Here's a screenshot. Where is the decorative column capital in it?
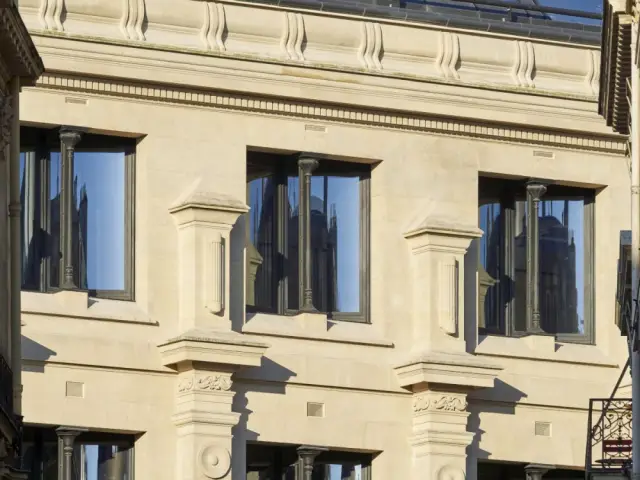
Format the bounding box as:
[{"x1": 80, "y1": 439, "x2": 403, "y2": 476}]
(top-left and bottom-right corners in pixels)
[
  {"x1": 526, "y1": 180, "x2": 547, "y2": 202},
  {"x1": 297, "y1": 445, "x2": 327, "y2": 479},
  {"x1": 59, "y1": 128, "x2": 82, "y2": 149},
  {"x1": 525, "y1": 464, "x2": 554, "y2": 480},
  {"x1": 297, "y1": 155, "x2": 319, "y2": 175}
]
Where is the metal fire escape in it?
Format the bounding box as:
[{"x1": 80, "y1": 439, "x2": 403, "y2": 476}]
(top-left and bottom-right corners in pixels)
[{"x1": 585, "y1": 234, "x2": 633, "y2": 480}]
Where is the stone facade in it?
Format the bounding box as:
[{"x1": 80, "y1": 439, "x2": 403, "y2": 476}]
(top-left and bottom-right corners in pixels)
[
  {"x1": 0, "y1": 1, "x2": 43, "y2": 479},
  {"x1": 12, "y1": 0, "x2": 630, "y2": 479}
]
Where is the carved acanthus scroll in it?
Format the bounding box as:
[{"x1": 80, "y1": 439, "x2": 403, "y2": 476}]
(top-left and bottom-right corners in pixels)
[{"x1": 413, "y1": 392, "x2": 468, "y2": 413}]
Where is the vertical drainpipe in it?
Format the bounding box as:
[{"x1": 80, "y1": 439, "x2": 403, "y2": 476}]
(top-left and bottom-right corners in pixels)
[
  {"x1": 8, "y1": 77, "x2": 22, "y2": 417},
  {"x1": 631, "y1": 19, "x2": 640, "y2": 480}
]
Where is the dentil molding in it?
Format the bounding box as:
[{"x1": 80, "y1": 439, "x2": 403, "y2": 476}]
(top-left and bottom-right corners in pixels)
[{"x1": 34, "y1": 72, "x2": 627, "y2": 155}]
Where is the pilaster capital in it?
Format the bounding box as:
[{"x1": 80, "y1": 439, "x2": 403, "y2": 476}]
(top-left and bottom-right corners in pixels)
[
  {"x1": 169, "y1": 179, "x2": 248, "y2": 227},
  {"x1": 404, "y1": 217, "x2": 482, "y2": 254}
]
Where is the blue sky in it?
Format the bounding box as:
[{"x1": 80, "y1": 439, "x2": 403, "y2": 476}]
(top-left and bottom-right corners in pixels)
[{"x1": 535, "y1": 0, "x2": 602, "y2": 13}]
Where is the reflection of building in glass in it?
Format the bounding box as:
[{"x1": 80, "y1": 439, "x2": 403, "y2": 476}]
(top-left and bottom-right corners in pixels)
[
  {"x1": 247, "y1": 174, "x2": 341, "y2": 313},
  {"x1": 75, "y1": 180, "x2": 89, "y2": 289},
  {"x1": 247, "y1": 175, "x2": 276, "y2": 311},
  {"x1": 513, "y1": 204, "x2": 579, "y2": 334},
  {"x1": 286, "y1": 195, "x2": 338, "y2": 312},
  {"x1": 481, "y1": 202, "x2": 579, "y2": 334}
]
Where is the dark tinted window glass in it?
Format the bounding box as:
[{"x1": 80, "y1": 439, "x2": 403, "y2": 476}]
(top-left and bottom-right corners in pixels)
[
  {"x1": 286, "y1": 174, "x2": 300, "y2": 311},
  {"x1": 72, "y1": 151, "x2": 127, "y2": 291},
  {"x1": 247, "y1": 167, "x2": 277, "y2": 312},
  {"x1": 309, "y1": 175, "x2": 360, "y2": 313},
  {"x1": 478, "y1": 197, "x2": 501, "y2": 332},
  {"x1": 538, "y1": 197, "x2": 585, "y2": 335}
]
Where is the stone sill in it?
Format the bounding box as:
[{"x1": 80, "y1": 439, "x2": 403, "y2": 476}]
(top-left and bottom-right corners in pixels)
[
  {"x1": 21, "y1": 290, "x2": 157, "y2": 325},
  {"x1": 242, "y1": 313, "x2": 394, "y2": 348},
  {"x1": 475, "y1": 334, "x2": 620, "y2": 368}
]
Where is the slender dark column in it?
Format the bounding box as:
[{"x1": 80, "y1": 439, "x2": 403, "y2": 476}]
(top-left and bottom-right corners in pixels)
[
  {"x1": 524, "y1": 463, "x2": 552, "y2": 480},
  {"x1": 56, "y1": 427, "x2": 84, "y2": 480},
  {"x1": 296, "y1": 445, "x2": 326, "y2": 480},
  {"x1": 59, "y1": 129, "x2": 82, "y2": 289},
  {"x1": 297, "y1": 155, "x2": 319, "y2": 313},
  {"x1": 526, "y1": 180, "x2": 546, "y2": 333}
]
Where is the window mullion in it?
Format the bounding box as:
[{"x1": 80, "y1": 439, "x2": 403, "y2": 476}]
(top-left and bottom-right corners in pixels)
[
  {"x1": 502, "y1": 197, "x2": 513, "y2": 337},
  {"x1": 297, "y1": 155, "x2": 319, "y2": 313},
  {"x1": 59, "y1": 128, "x2": 82, "y2": 290},
  {"x1": 525, "y1": 180, "x2": 547, "y2": 334}
]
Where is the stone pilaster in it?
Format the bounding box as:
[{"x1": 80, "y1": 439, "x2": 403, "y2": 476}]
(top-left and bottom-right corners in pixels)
[
  {"x1": 396, "y1": 352, "x2": 501, "y2": 480},
  {"x1": 411, "y1": 389, "x2": 471, "y2": 480},
  {"x1": 159, "y1": 331, "x2": 268, "y2": 480},
  {"x1": 404, "y1": 217, "x2": 482, "y2": 354},
  {"x1": 169, "y1": 181, "x2": 249, "y2": 331}
]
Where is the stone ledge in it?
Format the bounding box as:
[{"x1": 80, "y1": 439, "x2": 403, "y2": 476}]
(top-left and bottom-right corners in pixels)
[
  {"x1": 21, "y1": 290, "x2": 156, "y2": 325},
  {"x1": 475, "y1": 334, "x2": 621, "y2": 368},
  {"x1": 158, "y1": 328, "x2": 269, "y2": 369},
  {"x1": 243, "y1": 313, "x2": 395, "y2": 348},
  {"x1": 395, "y1": 351, "x2": 502, "y2": 390}
]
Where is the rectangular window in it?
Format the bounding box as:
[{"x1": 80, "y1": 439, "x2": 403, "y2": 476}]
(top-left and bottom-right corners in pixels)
[
  {"x1": 246, "y1": 152, "x2": 370, "y2": 322},
  {"x1": 246, "y1": 442, "x2": 372, "y2": 479},
  {"x1": 478, "y1": 176, "x2": 595, "y2": 343},
  {"x1": 20, "y1": 126, "x2": 135, "y2": 300},
  {"x1": 22, "y1": 426, "x2": 135, "y2": 480}
]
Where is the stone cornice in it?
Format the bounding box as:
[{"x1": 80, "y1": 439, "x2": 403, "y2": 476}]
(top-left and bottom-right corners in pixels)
[
  {"x1": 18, "y1": 0, "x2": 603, "y2": 99},
  {"x1": 0, "y1": 2, "x2": 43, "y2": 89},
  {"x1": 34, "y1": 72, "x2": 627, "y2": 155}
]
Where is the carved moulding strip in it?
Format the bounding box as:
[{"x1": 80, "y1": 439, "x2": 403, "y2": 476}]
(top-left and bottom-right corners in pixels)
[
  {"x1": 201, "y1": 1, "x2": 226, "y2": 52},
  {"x1": 412, "y1": 392, "x2": 468, "y2": 413},
  {"x1": 358, "y1": 22, "x2": 383, "y2": 71},
  {"x1": 120, "y1": 0, "x2": 146, "y2": 41},
  {"x1": 34, "y1": 73, "x2": 627, "y2": 155},
  {"x1": 178, "y1": 374, "x2": 232, "y2": 393},
  {"x1": 38, "y1": 0, "x2": 64, "y2": 32},
  {"x1": 280, "y1": 12, "x2": 304, "y2": 61}
]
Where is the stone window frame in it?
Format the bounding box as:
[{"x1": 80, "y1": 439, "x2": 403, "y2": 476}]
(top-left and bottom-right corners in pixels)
[
  {"x1": 246, "y1": 151, "x2": 371, "y2": 323},
  {"x1": 20, "y1": 125, "x2": 136, "y2": 301},
  {"x1": 478, "y1": 175, "x2": 595, "y2": 344}
]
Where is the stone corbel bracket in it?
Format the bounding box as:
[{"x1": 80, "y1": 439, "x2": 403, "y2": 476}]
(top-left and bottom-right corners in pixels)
[
  {"x1": 169, "y1": 181, "x2": 248, "y2": 331},
  {"x1": 404, "y1": 217, "x2": 481, "y2": 352}
]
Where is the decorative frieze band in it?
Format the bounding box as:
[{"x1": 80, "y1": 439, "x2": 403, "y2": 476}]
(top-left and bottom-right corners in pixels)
[
  {"x1": 412, "y1": 392, "x2": 468, "y2": 413},
  {"x1": 178, "y1": 374, "x2": 232, "y2": 393},
  {"x1": 34, "y1": 72, "x2": 627, "y2": 155}
]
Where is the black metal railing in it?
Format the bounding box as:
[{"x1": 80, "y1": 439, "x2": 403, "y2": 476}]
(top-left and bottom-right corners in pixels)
[{"x1": 586, "y1": 398, "x2": 633, "y2": 476}]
